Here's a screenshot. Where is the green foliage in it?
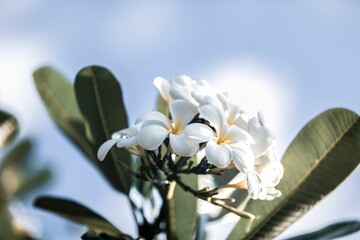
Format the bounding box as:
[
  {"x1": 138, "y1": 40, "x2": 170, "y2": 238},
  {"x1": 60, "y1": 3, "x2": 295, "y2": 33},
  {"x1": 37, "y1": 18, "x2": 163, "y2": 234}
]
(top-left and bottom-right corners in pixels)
[
  {"x1": 34, "y1": 66, "x2": 131, "y2": 194},
  {"x1": 74, "y1": 66, "x2": 131, "y2": 194},
  {"x1": 33, "y1": 66, "x2": 93, "y2": 158},
  {"x1": 172, "y1": 174, "x2": 198, "y2": 240},
  {"x1": 34, "y1": 196, "x2": 129, "y2": 237},
  {"x1": 286, "y1": 220, "x2": 360, "y2": 240},
  {"x1": 0, "y1": 110, "x2": 18, "y2": 148},
  {"x1": 228, "y1": 108, "x2": 360, "y2": 240},
  {"x1": 0, "y1": 111, "x2": 51, "y2": 240},
  {"x1": 81, "y1": 231, "x2": 133, "y2": 240},
  {"x1": 0, "y1": 139, "x2": 51, "y2": 199}
]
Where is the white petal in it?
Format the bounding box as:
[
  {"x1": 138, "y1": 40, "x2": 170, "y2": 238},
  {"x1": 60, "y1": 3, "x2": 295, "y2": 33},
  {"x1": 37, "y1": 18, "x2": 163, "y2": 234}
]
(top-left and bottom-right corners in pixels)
[
  {"x1": 195, "y1": 79, "x2": 211, "y2": 87},
  {"x1": 232, "y1": 146, "x2": 255, "y2": 172},
  {"x1": 205, "y1": 140, "x2": 232, "y2": 168},
  {"x1": 137, "y1": 125, "x2": 170, "y2": 150},
  {"x1": 112, "y1": 127, "x2": 138, "y2": 139},
  {"x1": 184, "y1": 123, "x2": 215, "y2": 143},
  {"x1": 247, "y1": 117, "x2": 260, "y2": 135},
  {"x1": 191, "y1": 91, "x2": 206, "y2": 105},
  {"x1": 135, "y1": 111, "x2": 171, "y2": 129},
  {"x1": 257, "y1": 111, "x2": 266, "y2": 126},
  {"x1": 234, "y1": 113, "x2": 249, "y2": 130},
  {"x1": 116, "y1": 136, "x2": 138, "y2": 148},
  {"x1": 141, "y1": 119, "x2": 169, "y2": 129},
  {"x1": 202, "y1": 95, "x2": 225, "y2": 111},
  {"x1": 154, "y1": 77, "x2": 171, "y2": 101},
  {"x1": 97, "y1": 139, "x2": 119, "y2": 161},
  {"x1": 216, "y1": 92, "x2": 229, "y2": 111},
  {"x1": 246, "y1": 171, "x2": 264, "y2": 200},
  {"x1": 255, "y1": 153, "x2": 284, "y2": 187},
  {"x1": 170, "y1": 133, "x2": 199, "y2": 157},
  {"x1": 252, "y1": 126, "x2": 276, "y2": 158},
  {"x1": 225, "y1": 125, "x2": 254, "y2": 144},
  {"x1": 228, "y1": 102, "x2": 241, "y2": 121},
  {"x1": 169, "y1": 89, "x2": 189, "y2": 100},
  {"x1": 198, "y1": 104, "x2": 226, "y2": 133},
  {"x1": 169, "y1": 99, "x2": 198, "y2": 129},
  {"x1": 173, "y1": 75, "x2": 192, "y2": 86}
]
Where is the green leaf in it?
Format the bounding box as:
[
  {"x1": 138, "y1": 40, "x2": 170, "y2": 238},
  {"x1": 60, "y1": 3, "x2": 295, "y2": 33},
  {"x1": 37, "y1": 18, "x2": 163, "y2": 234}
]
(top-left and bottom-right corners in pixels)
[
  {"x1": 0, "y1": 110, "x2": 18, "y2": 148},
  {"x1": 15, "y1": 168, "x2": 52, "y2": 196},
  {"x1": 172, "y1": 174, "x2": 198, "y2": 240},
  {"x1": 74, "y1": 66, "x2": 131, "y2": 194},
  {"x1": 228, "y1": 108, "x2": 360, "y2": 240},
  {"x1": 286, "y1": 220, "x2": 360, "y2": 240},
  {"x1": 34, "y1": 196, "x2": 125, "y2": 237},
  {"x1": 0, "y1": 139, "x2": 31, "y2": 175},
  {"x1": 0, "y1": 207, "x2": 18, "y2": 240},
  {"x1": 81, "y1": 230, "x2": 133, "y2": 240},
  {"x1": 33, "y1": 66, "x2": 96, "y2": 161}
]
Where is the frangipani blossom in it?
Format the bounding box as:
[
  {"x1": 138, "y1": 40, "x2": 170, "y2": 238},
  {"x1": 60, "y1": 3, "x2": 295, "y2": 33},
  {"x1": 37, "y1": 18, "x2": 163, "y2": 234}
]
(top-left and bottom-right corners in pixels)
[
  {"x1": 154, "y1": 75, "x2": 226, "y2": 108},
  {"x1": 255, "y1": 149, "x2": 283, "y2": 200},
  {"x1": 185, "y1": 104, "x2": 254, "y2": 168},
  {"x1": 248, "y1": 112, "x2": 276, "y2": 158},
  {"x1": 97, "y1": 127, "x2": 139, "y2": 161},
  {"x1": 136, "y1": 99, "x2": 199, "y2": 156}
]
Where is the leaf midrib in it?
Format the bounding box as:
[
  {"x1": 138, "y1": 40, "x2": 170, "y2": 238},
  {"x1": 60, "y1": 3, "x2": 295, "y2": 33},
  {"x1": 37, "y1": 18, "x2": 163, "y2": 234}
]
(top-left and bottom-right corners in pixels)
[
  {"x1": 243, "y1": 114, "x2": 358, "y2": 240},
  {"x1": 89, "y1": 69, "x2": 127, "y2": 191}
]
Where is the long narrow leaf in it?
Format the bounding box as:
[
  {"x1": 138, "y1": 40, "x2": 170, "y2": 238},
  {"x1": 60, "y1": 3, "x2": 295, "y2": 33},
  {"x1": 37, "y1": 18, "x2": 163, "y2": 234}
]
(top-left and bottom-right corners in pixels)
[
  {"x1": 0, "y1": 139, "x2": 31, "y2": 174},
  {"x1": 286, "y1": 220, "x2": 360, "y2": 240},
  {"x1": 33, "y1": 66, "x2": 95, "y2": 160},
  {"x1": 74, "y1": 66, "x2": 131, "y2": 194},
  {"x1": 15, "y1": 168, "x2": 52, "y2": 196},
  {"x1": 34, "y1": 66, "x2": 126, "y2": 192},
  {"x1": 34, "y1": 196, "x2": 125, "y2": 237},
  {"x1": 0, "y1": 110, "x2": 18, "y2": 148},
  {"x1": 228, "y1": 108, "x2": 360, "y2": 239}
]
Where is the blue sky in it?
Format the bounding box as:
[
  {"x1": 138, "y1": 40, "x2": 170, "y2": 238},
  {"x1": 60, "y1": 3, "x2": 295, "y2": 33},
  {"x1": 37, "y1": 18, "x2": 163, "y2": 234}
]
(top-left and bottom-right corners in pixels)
[{"x1": 0, "y1": 1, "x2": 359, "y2": 239}]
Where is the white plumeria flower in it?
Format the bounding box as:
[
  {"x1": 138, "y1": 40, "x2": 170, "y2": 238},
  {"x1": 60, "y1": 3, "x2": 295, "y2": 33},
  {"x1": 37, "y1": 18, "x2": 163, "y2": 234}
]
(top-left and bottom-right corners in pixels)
[
  {"x1": 185, "y1": 104, "x2": 275, "y2": 200},
  {"x1": 255, "y1": 149, "x2": 283, "y2": 200},
  {"x1": 135, "y1": 99, "x2": 199, "y2": 156},
  {"x1": 154, "y1": 75, "x2": 195, "y2": 103},
  {"x1": 248, "y1": 112, "x2": 276, "y2": 158},
  {"x1": 185, "y1": 104, "x2": 254, "y2": 168},
  {"x1": 154, "y1": 75, "x2": 225, "y2": 107},
  {"x1": 225, "y1": 102, "x2": 250, "y2": 130},
  {"x1": 97, "y1": 127, "x2": 139, "y2": 161}
]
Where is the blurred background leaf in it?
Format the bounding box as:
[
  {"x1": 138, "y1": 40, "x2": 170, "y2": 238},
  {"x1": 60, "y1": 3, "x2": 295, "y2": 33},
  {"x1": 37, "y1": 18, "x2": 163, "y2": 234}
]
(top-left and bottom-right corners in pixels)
[
  {"x1": 285, "y1": 220, "x2": 360, "y2": 240},
  {"x1": 228, "y1": 108, "x2": 360, "y2": 239},
  {"x1": 34, "y1": 196, "x2": 127, "y2": 237},
  {"x1": 0, "y1": 138, "x2": 51, "y2": 199},
  {"x1": 0, "y1": 110, "x2": 18, "y2": 149},
  {"x1": 74, "y1": 66, "x2": 131, "y2": 194},
  {"x1": 0, "y1": 115, "x2": 51, "y2": 240}
]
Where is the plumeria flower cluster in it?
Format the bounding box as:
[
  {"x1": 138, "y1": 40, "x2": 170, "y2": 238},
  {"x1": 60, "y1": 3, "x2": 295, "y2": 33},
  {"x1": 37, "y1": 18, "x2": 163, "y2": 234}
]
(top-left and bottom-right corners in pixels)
[{"x1": 98, "y1": 75, "x2": 283, "y2": 204}]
